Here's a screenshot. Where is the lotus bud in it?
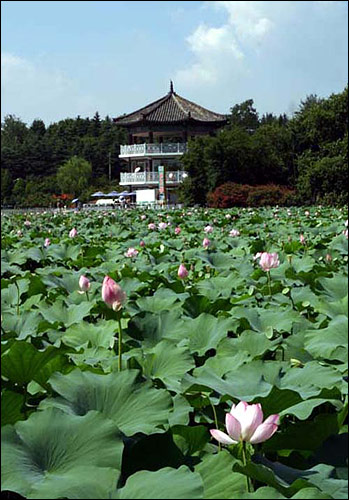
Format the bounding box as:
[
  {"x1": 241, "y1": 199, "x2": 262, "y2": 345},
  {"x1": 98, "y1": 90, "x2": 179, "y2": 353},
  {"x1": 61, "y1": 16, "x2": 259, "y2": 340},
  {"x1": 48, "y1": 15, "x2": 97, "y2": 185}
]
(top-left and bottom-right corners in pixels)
[
  {"x1": 125, "y1": 247, "x2": 139, "y2": 258},
  {"x1": 79, "y1": 275, "x2": 91, "y2": 292},
  {"x1": 229, "y1": 229, "x2": 240, "y2": 237},
  {"x1": 258, "y1": 252, "x2": 280, "y2": 272},
  {"x1": 178, "y1": 263, "x2": 189, "y2": 279},
  {"x1": 102, "y1": 276, "x2": 126, "y2": 311},
  {"x1": 203, "y1": 237, "x2": 211, "y2": 248}
]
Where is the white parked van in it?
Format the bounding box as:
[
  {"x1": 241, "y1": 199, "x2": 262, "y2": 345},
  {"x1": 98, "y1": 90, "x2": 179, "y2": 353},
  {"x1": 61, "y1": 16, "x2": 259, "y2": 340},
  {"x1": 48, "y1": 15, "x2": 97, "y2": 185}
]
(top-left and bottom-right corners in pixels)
[{"x1": 95, "y1": 199, "x2": 116, "y2": 206}]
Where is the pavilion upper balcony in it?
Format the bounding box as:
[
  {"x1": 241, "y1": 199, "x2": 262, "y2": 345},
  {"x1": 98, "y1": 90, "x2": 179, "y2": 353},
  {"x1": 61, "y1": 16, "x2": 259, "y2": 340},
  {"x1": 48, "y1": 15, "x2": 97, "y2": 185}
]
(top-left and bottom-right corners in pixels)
[
  {"x1": 119, "y1": 142, "x2": 187, "y2": 158},
  {"x1": 119, "y1": 170, "x2": 187, "y2": 186}
]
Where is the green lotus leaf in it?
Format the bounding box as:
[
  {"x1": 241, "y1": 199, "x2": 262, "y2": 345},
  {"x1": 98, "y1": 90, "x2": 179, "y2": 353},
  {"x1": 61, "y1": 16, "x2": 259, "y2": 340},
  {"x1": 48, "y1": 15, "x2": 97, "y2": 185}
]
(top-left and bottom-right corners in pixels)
[
  {"x1": 172, "y1": 425, "x2": 210, "y2": 456},
  {"x1": 2, "y1": 311, "x2": 42, "y2": 340},
  {"x1": 317, "y1": 276, "x2": 348, "y2": 301},
  {"x1": 62, "y1": 319, "x2": 119, "y2": 349},
  {"x1": 138, "y1": 340, "x2": 195, "y2": 392},
  {"x1": 304, "y1": 316, "x2": 348, "y2": 362},
  {"x1": 182, "y1": 313, "x2": 235, "y2": 356},
  {"x1": 38, "y1": 298, "x2": 94, "y2": 327},
  {"x1": 1, "y1": 408, "x2": 123, "y2": 498},
  {"x1": 1, "y1": 341, "x2": 61, "y2": 386},
  {"x1": 114, "y1": 466, "x2": 203, "y2": 499},
  {"x1": 127, "y1": 310, "x2": 187, "y2": 347},
  {"x1": 135, "y1": 287, "x2": 188, "y2": 313},
  {"x1": 27, "y1": 466, "x2": 119, "y2": 499},
  {"x1": 1, "y1": 391, "x2": 25, "y2": 426},
  {"x1": 40, "y1": 369, "x2": 173, "y2": 435},
  {"x1": 195, "y1": 450, "x2": 246, "y2": 499}
]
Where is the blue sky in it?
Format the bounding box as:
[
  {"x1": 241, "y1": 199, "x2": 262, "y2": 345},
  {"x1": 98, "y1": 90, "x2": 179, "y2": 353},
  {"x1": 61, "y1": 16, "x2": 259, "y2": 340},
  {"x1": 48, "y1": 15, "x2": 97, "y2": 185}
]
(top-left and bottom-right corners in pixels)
[{"x1": 1, "y1": 0, "x2": 348, "y2": 125}]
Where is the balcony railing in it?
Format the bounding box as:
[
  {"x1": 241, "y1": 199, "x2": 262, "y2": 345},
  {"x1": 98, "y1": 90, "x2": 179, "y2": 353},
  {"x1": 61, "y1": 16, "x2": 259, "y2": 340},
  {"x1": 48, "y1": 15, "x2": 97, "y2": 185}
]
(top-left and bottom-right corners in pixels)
[
  {"x1": 119, "y1": 142, "x2": 187, "y2": 157},
  {"x1": 120, "y1": 170, "x2": 188, "y2": 185}
]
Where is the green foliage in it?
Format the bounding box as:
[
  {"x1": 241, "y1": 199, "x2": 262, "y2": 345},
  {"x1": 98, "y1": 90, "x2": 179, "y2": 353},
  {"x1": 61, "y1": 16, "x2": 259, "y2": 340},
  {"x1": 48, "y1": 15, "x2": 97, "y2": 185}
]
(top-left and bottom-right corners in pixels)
[
  {"x1": 1, "y1": 112, "x2": 127, "y2": 206},
  {"x1": 56, "y1": 156, "x2": 92, "y2": 197},
  {"x1": 229, "y1": 99, "x2": 260, "y2": 131},
  {"x1": 179, "y1": 87, "x2": 347, "y2": 206},
  {"x1": 296, "y1": 140, "x2": 348, "y2": 205},
  {"x1": 1, "y1": 206, "x2": 348, "y2": 499}
]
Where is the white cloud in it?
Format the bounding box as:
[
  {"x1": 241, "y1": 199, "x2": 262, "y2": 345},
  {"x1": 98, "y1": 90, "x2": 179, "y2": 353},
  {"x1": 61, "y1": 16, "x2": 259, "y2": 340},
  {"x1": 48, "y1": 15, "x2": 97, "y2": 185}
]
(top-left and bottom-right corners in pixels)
[
  {"x1": 213, "y1": 1, "x2": 273, "y2": 41},
  {"x1": 175, "y1": 1, "x2": 273, "y2": 88},
  {"x1": 1, "y1": 53, "x2": 95, "y2": 124}
]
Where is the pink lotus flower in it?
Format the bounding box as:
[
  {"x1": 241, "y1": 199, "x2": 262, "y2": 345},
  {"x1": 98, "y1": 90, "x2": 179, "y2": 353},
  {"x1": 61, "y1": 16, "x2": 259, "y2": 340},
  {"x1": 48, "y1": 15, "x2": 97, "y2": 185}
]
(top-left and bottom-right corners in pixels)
[
  {"x1": 175, "y1": 227, "x2": 181, "y2": 235},
  {"x1": 345, "y1": 220, "x2": 348, "y2": 227},
  {"x1": 140, "y1": 240, "x2": 145, "y2": 247},
  {"x1": 258, "y1": 252, "x2": 280, "y2": 272},
  {"x1": 125, "y1": 247, "x2": 139, "y2": 258},
  {"x1": 210, "y1": 401, "x2": 279, "y2": 445},
  {"x1": 343, "y1": 229, "x2": 348, "y2": 239},
  {"x1": 141, "y1": 215, "x2": 147, "y2": 220},
  {"x1": 203, "y1": 237, "x2": 211, "y2": 248},
  {"x1": 229, "y1": 229, "x2": 240, "y2": 237},
  {"x1": 178, "y1": 264, "x2": 189, "y2": 279},
  {"x1": 24, "y1": 220, "x2": 31, "y2": 227},
  {"x1": 17, "y1": 230, "x2": 23, "y2": 237},
  {"x1": 325, "y1": 253, "x2": 332, "y2": 262},
  {"x1": 102, "y1": 276, "x2": 126, "y2": 311},
  {"x1": 79, "y1": 275, "x2": 91, "y2": 292},
  {"x1": 158, "y1": 222, "x2": 168, "y2": 230},
  {"x1": 204, "y1": 225, "x2": 213, "y2": 233},
  {"x1": 148, "y1": 223, "x2": 156, "y2": 230},
  {"x1": 69, "y1": 228, "x2": 77, "y2": 238},
  {"x1": 44, "y1": 238, "x2": 51, "y2": 247},
  {"x1": 305, "y1": 210, "x2": 310, "y2": 217},
  {"x1": 225, "y1": 214, "x2": 232, "y2": 219},
  {"x1": 299, "y1": 234, "x2": 305, "y2": 245}
]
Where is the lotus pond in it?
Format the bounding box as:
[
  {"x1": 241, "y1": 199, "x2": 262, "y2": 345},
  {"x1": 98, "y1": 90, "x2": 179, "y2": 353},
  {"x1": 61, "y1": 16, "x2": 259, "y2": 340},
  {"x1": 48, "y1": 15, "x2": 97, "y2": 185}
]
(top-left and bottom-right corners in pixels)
[{"x1": 1, "y1": 206, "x2": 348, "y2": 499}]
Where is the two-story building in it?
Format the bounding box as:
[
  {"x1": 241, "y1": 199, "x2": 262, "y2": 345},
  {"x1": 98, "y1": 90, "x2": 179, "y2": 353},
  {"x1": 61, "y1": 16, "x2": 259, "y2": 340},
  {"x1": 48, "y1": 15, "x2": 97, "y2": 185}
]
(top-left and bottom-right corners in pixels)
[{"x1": 114, "y1": 82, "x2": 227, "y2": 204}]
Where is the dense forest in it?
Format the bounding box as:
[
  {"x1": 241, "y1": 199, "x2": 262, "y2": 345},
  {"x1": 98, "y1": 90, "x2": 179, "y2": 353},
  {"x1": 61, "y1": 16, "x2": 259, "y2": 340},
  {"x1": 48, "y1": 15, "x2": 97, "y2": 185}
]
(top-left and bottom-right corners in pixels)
[{"x1": 1, "y1": 86, "x2": 347, "y2": 207}]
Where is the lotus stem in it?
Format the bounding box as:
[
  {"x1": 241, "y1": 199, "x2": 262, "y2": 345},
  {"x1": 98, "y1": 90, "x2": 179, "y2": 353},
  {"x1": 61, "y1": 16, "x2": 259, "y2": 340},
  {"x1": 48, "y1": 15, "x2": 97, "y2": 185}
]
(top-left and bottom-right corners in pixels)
[
  {"x1": 267, "y1": 271, "x2": 272, "y2": 296},
  {"x1": 14, "y1": 280, "x2": 20, "y2": 315},
  {"x1": 241, "y1": 441, "x2": 252, "y2": 492},
  {"x1": 118, "y1": 317, "x2": 123, "y2": 371},
  {"x1": 207, "y1": 396, "x2": 221, "y2": 452}
]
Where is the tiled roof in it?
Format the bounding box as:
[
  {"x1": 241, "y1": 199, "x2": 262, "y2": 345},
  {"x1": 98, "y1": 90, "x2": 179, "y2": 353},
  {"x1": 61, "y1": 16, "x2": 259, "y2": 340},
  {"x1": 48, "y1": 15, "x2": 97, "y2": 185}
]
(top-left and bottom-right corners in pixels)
[{"x1": 114, "y1": 83, "x2": 227, "y2": 126}]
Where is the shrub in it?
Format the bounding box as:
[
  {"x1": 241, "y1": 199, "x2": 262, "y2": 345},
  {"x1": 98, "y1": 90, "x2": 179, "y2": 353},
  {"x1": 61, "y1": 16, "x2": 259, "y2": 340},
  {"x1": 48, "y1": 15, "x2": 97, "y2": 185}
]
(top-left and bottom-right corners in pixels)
[
  {"x1": 246, "y1": 184, "x2": 295, "y2": 207},
  {"x1": 207, "y1": 182, "x2": 295, "y2": 208},
  {"x1": 207, "y1": 182, "x2": 251, "y2": 208}
]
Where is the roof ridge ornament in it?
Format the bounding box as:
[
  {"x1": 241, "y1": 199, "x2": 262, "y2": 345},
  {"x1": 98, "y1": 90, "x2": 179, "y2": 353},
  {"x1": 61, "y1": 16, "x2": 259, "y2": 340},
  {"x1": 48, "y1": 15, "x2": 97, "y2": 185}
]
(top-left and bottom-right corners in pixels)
[{"x1": 170, "y1": 80, "x2": 174, "y2": 93}]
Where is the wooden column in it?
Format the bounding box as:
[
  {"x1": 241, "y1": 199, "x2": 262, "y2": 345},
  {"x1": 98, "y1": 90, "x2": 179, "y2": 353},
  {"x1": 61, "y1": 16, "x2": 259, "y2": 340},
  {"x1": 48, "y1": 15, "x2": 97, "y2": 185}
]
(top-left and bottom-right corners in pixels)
[{"x1": 149, "y1": 131, "x2": 153, "y2": 143}]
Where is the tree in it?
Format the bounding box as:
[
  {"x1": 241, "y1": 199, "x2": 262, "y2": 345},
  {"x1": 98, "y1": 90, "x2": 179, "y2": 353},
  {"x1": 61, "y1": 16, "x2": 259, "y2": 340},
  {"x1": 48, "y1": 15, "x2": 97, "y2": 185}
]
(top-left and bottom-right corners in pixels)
[
  {"x1": 1, "y1": 168, "x2": 13, "y2": 205},
  {"x1": 1, "y1": 115, "x2": 28, "y2": 146},
  {"x1": 30, "y1": 119, "x2": 46, "y2": 137},
  {"x1": 229, "y1": 99, "x2": 259, "y2": 131},
  {"x1": 56, "y1": 156, "x2": 92, "y2": 197},
  {"x1": 179, "y1": 136, "x2": 212, "y2": 206}
]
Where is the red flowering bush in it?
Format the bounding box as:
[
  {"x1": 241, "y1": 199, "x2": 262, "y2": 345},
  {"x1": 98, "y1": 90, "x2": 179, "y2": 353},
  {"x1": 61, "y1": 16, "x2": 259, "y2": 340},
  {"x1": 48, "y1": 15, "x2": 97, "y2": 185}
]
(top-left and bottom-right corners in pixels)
[{"x1": 207, "y1": 182, "x2": 295, "y2": 207}]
